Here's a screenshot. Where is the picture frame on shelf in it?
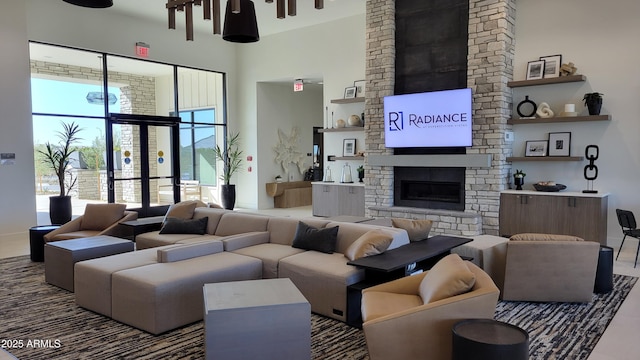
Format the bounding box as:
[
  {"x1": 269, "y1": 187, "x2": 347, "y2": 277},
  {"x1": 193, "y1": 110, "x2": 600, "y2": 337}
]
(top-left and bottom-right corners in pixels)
[
  {"x1": 344, "y1": 86, "x2": 357, "y2": 99},
  {"x1": 525, "y1": 140, "x2": 548, "y2": 157},
  {"x1": 343, "y1": 138, "x2": 356, "y2": 157},
  {"x1": 548, "y1": 132, "x2": 571, "y2": 156},
  {"x1": 539, "y1": 54, "x2": 562, "y2": 78},
  {"x1": 353, "y1": 80, "x2": 365, "y2": 98},
  {"x1": 526, "y1": 60, "x2": 545, "y2": 80}
]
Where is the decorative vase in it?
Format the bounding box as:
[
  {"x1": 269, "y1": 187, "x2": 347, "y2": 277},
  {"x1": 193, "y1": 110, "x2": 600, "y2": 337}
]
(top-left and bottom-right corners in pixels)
[
  {"x1": 586, "y1": 100, "x2": 602, "y2": 115},
  {"x1": 221, "y1": 184, "x2": 236, "y2": 210},
  {"x1": 49, "y1": 195, "x2": 72, "y2": 225},
  {"x1": 358, "y1": 170, "x2": 364, "y2": 183},
  {"x1": 514, "y1": 176, "x2": 525, "y2": 191}
]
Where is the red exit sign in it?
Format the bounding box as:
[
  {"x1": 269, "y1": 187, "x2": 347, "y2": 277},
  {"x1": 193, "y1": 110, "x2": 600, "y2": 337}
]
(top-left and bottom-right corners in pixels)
[
  {"x1": 135, "y1": 42, "x2": 150, "y2": 58},
  {"x1": 294, "y1": 80, "x2": 304, "y2": 92}
]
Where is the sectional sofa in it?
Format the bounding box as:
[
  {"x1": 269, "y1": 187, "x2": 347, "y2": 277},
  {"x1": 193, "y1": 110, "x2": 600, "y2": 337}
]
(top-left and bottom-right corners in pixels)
[{"x1": 74, "y1": 207, "x2": 410, "y2": 334}]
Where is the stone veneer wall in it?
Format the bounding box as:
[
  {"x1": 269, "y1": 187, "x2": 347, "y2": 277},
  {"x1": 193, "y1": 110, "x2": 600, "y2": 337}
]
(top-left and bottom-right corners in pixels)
[{"x1": 364, "y1": 0, "x2": 516, "y2": 236}]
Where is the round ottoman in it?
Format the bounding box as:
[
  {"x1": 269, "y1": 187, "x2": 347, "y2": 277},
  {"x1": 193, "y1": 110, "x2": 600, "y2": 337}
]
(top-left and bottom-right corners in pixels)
[{"x1": 452, "y1": 319, "x2": 529, "y2": 360}]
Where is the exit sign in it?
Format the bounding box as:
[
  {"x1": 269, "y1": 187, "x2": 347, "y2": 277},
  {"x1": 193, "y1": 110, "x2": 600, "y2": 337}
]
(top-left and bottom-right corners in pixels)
[
  {"x1": 135, "y1": 42, "x2": 150, "y2": 58},
  {"x1": 294, "y1": 80, "x2": 304, "y2": 92}
]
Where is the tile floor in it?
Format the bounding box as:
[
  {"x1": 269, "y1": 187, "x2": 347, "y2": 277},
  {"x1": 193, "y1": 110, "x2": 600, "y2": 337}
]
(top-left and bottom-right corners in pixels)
[{"x1": 1, "y1": 205, "x2": 639, "y2": 359}]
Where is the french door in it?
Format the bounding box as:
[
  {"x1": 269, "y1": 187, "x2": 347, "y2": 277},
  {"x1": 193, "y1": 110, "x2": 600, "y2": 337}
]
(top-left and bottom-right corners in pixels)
[{"x1": 107, "y1": 113, "x2": 181, "y2": 217}]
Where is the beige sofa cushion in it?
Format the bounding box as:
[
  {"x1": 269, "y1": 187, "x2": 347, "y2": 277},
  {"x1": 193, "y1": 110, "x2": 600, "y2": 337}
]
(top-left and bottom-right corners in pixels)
[
  {"x1": 164, "y1": 200, "x2": 205, "y2": 222},
  {"x1": 391, "y1": 218, "x2": 433, "y2": 242},
  {"x1": 418, "y1": 254, "x2": 476, "y2": 303},
  {"x1": 157, "y1": 240, "x2": 223, "y2": 263},
  {"x1": 344, "y1": 229, "x2": 393, "y2": 261},
  {"x1": 510, "y1": 233, "x2": 584, "y2": 241},
  {"x1": 80, "y1": 203, "x2": 126, "y2": 230}
]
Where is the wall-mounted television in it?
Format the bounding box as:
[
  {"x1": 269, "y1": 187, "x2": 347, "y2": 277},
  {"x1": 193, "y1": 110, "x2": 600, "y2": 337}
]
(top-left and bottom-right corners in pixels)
[{"x1": 383, "y1": 88, "x2": 472, "y2": 148}]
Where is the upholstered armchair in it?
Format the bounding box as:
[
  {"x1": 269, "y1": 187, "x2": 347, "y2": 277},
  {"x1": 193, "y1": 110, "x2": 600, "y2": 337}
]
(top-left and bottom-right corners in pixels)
[
  {"x1": 501, "y1": 233, "x2": 600, "y2": 302},
  {"x1": 361, "y1": 256, "x2": 500, "y2": 360},
  {"x1": 44, "y1": 203, "x2": 137, "y2": 242}
]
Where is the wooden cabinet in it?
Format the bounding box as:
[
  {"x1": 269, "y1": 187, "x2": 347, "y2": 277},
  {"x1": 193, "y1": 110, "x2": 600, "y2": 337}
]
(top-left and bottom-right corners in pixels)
[
  {"x1": 499, "y1": 191, "x2": 608, "y2": 244},
  {"x1": 312, "y1": 183, "x2": 365, "y2": 217}
]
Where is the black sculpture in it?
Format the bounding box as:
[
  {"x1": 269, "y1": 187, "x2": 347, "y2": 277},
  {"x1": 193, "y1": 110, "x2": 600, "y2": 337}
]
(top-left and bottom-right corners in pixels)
[{"x1": 583, "y1": 145, "x2": 599, "y2": 193}]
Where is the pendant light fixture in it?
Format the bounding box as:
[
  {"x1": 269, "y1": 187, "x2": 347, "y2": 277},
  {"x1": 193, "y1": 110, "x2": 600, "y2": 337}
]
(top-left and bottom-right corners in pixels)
[
  {"x1": 62, "y1": 0, "x2": 113, "y2": 8},
  {"x1": 223, "y1": 0, "x2": 259, "y2": 43}
]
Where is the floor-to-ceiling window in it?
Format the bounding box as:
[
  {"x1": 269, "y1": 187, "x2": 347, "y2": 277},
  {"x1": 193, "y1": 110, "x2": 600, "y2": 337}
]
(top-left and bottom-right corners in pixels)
[{"x1": 30, "y1": 42, "x2": 227, "y2": 224}]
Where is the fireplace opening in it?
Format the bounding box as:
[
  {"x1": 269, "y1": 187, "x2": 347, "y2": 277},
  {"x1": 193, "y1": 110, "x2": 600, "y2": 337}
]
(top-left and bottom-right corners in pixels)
[{"x1": 394, "y1": 167, "x2": 465, "y2": 211}]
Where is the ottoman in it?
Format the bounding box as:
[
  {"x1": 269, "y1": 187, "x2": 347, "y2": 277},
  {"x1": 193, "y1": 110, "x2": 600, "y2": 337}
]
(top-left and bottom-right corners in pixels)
[
  {"x1": 203, "y1": 278, "x2": 311, "y2": 360},
  {"x1": 45, "y1": 236, "x2": 134, "y2": 292},
  {"x1": 451, "y1": 235, "x2": 508, "y2": 291},
  {"x1": 111, "y1": 252, "x2": 262, "y2": 334}
]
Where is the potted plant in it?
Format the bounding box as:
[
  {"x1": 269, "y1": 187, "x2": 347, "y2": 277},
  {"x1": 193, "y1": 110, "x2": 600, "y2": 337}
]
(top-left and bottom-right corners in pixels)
[
  {"x1": 582, "y1": 92, "x2": 603, "y2": 115},
  {"x1": 513, "y1": 169, "x2": 526, "y2": 190},
  {"x1": 357, "y1": 165, "x2": 364, "y2": 183},
  {"x1": 38, "y1": 121, "x2": 82, "y2": 224},
  {"x1": 213, "y1": 132, "x2": 243, "y2": 210}
]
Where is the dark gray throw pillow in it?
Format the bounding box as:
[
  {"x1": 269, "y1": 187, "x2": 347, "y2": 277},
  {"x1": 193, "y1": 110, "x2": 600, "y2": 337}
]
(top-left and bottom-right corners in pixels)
[
  {"x1": 291, "y1": 221, "x2": 339, "y2": 254},
  {"x1": 159, "y1": 216, "x2": 208, "y2": 235}
]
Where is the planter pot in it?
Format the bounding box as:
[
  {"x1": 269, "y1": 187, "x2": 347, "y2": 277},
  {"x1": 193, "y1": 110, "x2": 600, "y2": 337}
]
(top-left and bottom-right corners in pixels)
[
  {"x1": 49, "y1": 195, "x2": 72, "y2": 225},
  {"x1": 514, "y1": 177, "x2": 525, "y2": 191},
  {"x1": 586, "y1": 100, "x2": 602, "y2": 115},
  {"x1": 221, "y1": 184, "x2": 236, "y2": 210}
]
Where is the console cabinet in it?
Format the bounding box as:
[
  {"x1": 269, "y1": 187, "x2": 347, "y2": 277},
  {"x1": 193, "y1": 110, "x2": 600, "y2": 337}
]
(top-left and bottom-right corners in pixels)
[
  {"x1": 499, "y1": 191, "x2": 608, "y2": 244},
  {"x1": 312, "y1": 182, "x2": 365, "y2": 217}
]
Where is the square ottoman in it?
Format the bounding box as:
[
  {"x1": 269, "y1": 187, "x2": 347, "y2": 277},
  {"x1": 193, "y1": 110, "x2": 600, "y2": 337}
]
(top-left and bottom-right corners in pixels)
[
  {"x1": 45, "y1": 235, "x2": 134, "y2": 292},
  {"x1": 203, "y1": 278, "x2": 311, "y2": 360},
  {"x1": 451, "y1": 235, "x2": 508, "y2": 291}
]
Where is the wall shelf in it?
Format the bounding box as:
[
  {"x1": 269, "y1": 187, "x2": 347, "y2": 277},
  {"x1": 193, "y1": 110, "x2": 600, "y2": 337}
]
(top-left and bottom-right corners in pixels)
[
  {"x1": 506, "y1": 156, "x2": 584, "y2": 162},
  {"x1": 507, "y1": 75, "x2": 586, "y2": 88},
  {"x1": 330, "y1": 97, "x2": 365, "y2": 104},
  {"x1": 507, "y1": 115, "x2": 611, "y2": 125},
  {"x1": 331, "y1": 156, "x2": 365, "y2": 161},
  {"x1": 318, "y1": 127, "x2": 364, "y2": 133}
]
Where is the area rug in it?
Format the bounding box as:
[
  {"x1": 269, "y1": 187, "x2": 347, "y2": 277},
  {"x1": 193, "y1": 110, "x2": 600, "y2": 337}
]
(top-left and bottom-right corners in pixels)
[{"x1": 0, "y1": 256, "x2": 635, "y2": 360}]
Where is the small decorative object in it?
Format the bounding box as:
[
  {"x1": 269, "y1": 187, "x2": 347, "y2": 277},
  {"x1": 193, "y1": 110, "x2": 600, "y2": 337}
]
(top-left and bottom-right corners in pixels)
[
  {"x1": 525, "y1": 140, "x2": 548, "y2": 157},
  {"x1": 341, "y1": 162, "x2": 353, "y2": 183},
  {"x1": 361, "y1": 112, "x2": 365, "y2": 126},
  {"x1": 324, "y1": 166, "x2": 333, "y2": 182},
  {"x1": 536, "y1": 102, "x2": 554, "y2": 118},
  {"x1": 561, "y1": 103, "x2": 578, "y2": 117},
  {"x1": 335, "y1": 119, "x2": 346, "y2": 128},
  {"x1": 583, "y1": 92, "x2": 603, "y2": 115},
  {"x1": 560, "y1": 62, "x2": 577, "y2": 76},
  {"x1": 533, "y1": 181, "x2": 567, "y2": 192},
  {"x1": 539, "y1": 54, "x2": 562, "y2": 78},
  {"x1": 526, "y1": 60, "x2": 545, "y2": 80},
  {"x1": 513, "y1": 169, "x2": 526, "y2": 190},
  {"x1": 275, "y1": 175, "x2": 283, "y2": 182},
  {"x1": 343, "y1": 138, "x2": 356, "y2": 157},
  {"x1": 583, "y1": 145, "x2": 599, "y2": 193},
  {"x1": 357, "y1": 165, "x2": 364, "y2": 183},
  {"x1": 548, "y1": 132, "x2": 571, "y2": 157},
  {"x1": 344, "y1": 86, "x2": 357, "y2": 99},
  {"x1": 348, "y1": 114, "x2": 362, "y2": 127},
  {"x1": 517, "y1": 96, "x2": 537, "y2": 118},
  {"x1": 353, "y1": 80, "x2": 365, "y2": 98}
]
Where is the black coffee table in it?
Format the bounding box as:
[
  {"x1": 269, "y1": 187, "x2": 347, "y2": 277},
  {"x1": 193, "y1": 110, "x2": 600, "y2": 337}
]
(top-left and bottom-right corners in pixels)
[{"x1": 452, "y1": 319, "x2": 529, "y2": 360}]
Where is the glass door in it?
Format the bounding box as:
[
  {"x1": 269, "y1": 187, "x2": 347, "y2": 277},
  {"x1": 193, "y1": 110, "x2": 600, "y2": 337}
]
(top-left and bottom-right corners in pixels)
[{"x1": 107, "y1": 113, "x2": 180, "y2": 217}]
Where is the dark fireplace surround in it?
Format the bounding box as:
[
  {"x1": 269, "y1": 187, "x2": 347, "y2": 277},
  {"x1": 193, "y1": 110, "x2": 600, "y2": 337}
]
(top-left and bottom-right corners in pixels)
[{"x1": 394, "y1": 166, "x2": 465, "y2": 211}]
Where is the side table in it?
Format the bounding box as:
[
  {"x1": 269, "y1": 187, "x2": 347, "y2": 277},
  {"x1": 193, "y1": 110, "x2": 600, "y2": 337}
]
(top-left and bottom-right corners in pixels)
[
  {"x1": 452, "y1": 319, "x2": 529, "y2": 360},
  {"x1": 29, "y1": 225, "x2": 60, "y2": 262},
  {"x1": 120, "y1": 216, "x2": 164, "y2": 241},
  {"x1": 594, "y1": 245, "x2": 614, "y2": 293}
]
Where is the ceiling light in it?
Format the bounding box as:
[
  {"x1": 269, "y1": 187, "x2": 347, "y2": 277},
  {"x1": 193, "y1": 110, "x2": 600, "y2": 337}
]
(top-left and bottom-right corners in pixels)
[
  {"x1": 62, "y1": 0, "x2": 113, "y2": 8},
  {"x1": 223, "y1": 0, "x2": 259, "y2": 43}
]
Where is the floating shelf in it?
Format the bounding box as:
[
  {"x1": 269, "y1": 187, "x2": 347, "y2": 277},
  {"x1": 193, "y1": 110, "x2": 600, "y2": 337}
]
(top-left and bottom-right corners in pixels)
[
  {"x1": 318, "y1": 127, "x2": 364, "y2": 133},
  {"x1": 330, "y1": 97, "x2": 365, "y2": 104},
  {"x1": 506, "y1": 156, "x2": 584, "y2": 162},
  {"x1": 332, "y1": 156, "x2": 365, "y2": 161},
  {"x1": 507, "y1": 115, "x2": 611, "y2": 125},
  {"x1": 507, "y1": 75, "x2": 586, "y2": 88}
]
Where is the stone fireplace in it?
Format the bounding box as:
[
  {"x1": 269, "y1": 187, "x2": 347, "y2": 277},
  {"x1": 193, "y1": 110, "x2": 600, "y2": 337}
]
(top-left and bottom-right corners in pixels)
[
  {"x1": 364, "y1": 0, "x2": 516, "y2": 236},
  {"x1": 394, "y1": 167, "x2": 465, "y2": 211}
]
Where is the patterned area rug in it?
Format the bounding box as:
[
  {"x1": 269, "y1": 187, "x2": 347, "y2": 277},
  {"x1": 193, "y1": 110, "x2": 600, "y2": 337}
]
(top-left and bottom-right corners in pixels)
[{"x1": 0, "y1": 255, "x2": 635, "y2": 359}]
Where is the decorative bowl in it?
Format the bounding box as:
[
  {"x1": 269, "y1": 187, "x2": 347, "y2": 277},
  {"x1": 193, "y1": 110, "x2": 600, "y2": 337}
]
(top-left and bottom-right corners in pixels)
[{"x1": 533, "y1": 183, "x2": 567, "y2": 192}]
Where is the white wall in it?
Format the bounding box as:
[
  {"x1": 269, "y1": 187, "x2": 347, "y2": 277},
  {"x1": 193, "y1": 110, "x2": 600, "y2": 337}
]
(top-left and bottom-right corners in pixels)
[
  {"x1": 0, "y1": 2, "x2": 37, "y2": 238},
  {"x1": 513, "y1": 0, "x2": 640, "y2": 245}
]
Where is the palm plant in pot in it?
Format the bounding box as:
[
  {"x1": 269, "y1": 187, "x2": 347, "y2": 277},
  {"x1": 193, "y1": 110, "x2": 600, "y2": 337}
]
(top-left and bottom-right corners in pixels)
[
  {"x1": 38, "y1": 121, "x2": 82, "y2": 224},
  {"x1": 213, "y1": 132, "x2": 243, "y2": 210},
  {"x1": 583, "y1": 92, "x2": 603, "y2": 115}
]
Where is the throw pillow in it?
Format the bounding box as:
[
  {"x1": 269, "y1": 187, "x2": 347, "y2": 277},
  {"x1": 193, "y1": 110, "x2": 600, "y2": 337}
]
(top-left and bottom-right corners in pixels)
[
  {"x1": 291, "y1": 221, "x2": 339, "y2": 254},
  {"x1": 391, "y1": 218, "x2": 433, "y2": 242},
  {"x1": 418, "y1": 253, "x2": 476, "y2": 304},
  {"x1": 159, "y1": 216, "x2": 208, "y2": 235},
  {"x1": 510, "y1": 233, "x2": 584, "y2": 242},
  {"x1": 163, "y1": 200, "x2": 202, "y2": 223},
  {"x1": 344, "y1": 229, "x2": 394, "y2": 261},
  {"x1": 80, "y1": 203, "x2": 127, "y2": 230}
]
